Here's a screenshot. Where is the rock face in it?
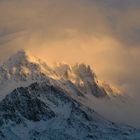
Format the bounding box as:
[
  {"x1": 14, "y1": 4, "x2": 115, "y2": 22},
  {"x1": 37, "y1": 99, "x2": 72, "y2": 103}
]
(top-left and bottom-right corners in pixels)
[
  {"x1": 0, "y1": 86, "x2": 55, "y2": 124},
  {"x1": 0, "y1": 82, "x2": 139, "y2": 140}
]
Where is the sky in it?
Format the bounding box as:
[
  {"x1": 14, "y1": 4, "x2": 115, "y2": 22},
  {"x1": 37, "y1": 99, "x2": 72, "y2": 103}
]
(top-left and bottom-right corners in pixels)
[{"x1": 0, "y1": 0, "x2": 140, "y2": 126}]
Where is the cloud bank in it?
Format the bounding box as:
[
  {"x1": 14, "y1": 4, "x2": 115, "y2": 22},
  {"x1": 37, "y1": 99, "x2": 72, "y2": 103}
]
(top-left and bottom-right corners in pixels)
[{"x1": 0, "y1": 0, "x2": 140, "y2": 127}]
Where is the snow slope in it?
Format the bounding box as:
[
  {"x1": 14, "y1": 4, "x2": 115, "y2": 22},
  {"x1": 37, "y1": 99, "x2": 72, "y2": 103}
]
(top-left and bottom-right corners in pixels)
[{"x1": 0, "y1": 82, "x2": 139, "y2": 140}]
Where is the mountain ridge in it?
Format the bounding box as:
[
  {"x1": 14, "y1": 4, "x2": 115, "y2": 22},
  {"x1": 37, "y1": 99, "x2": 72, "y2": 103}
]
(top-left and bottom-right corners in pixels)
[
  {"x1": 0, "y1": 50, "x2": 121, "y2": 100},
  {"x1": 0, "y1": 81, "x2": 139, "y2": 140}
]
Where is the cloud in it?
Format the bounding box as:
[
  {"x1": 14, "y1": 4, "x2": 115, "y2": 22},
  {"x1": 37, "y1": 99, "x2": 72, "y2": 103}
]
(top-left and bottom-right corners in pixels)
[{"x1": 0, "y1": 0, "x2": 140, "y2": 127}]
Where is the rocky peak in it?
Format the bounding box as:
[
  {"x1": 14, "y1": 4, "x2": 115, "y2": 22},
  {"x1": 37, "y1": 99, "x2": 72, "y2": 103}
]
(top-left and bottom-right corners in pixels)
[{"x1": 0, "y1": 50, "x2": 121, "y2": 100}]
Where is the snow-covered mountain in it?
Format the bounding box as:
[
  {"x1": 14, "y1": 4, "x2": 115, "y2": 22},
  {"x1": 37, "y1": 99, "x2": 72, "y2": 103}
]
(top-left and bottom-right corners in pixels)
[
  {"x1": 0, "y1": 50, "x2": 120, "y2": 100},
  {"x1": 0, "y1": 81, "x2": 139, "y2": 140},
  {"x1": 0, "y1": 50, "x2": 139, "y2": 140}
]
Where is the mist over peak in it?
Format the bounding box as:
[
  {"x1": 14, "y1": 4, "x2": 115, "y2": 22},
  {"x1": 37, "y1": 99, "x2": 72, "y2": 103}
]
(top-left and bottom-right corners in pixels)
[{"x1": 0, "y1": 0, "x2": 140, "y2": 131}]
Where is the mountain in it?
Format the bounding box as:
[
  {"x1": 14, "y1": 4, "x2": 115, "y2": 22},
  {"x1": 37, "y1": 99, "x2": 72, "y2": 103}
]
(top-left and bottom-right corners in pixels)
[
  {"x1": 0, "y1": 50, "x2": 127, "y2": 122},
  {"x1": 0, "y1": 50, "x2": 139, "y2": 140},
  {"x1": 0, "y1": 81, "x2": 139, "y2": 140},
  {"x1": 0, "y1": 50, "x2": 120, "y2": 100}
]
